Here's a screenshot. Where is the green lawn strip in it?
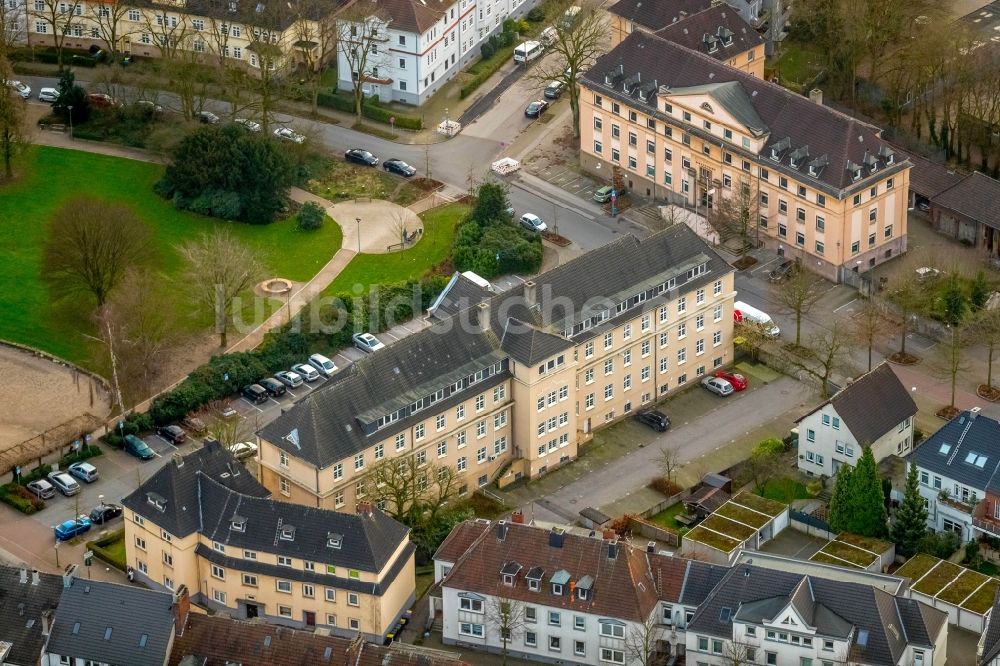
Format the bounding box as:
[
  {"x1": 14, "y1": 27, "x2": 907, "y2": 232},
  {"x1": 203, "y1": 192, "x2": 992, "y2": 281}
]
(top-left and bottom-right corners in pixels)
[
  {"x1": 809, "y1": 550, "x2": 863, "y2": 569},
  {"x1": 963, "y1": 578, "x2": 1000, "y2": 614},
  {"x1": 715, "y1": 502, "x2": 771, "y2": 529},
  {"x1": 816, "y1": 540, "x2": 877, "y2": 568},
  {"x1": 896, "y1": 554, "x2": 941, "y2": 582},
  {"x1": 912, "y1": 560, "x2": 963, "y2": 596},
  {"x1": 684, "y1": 525, "x2": 742, "y2": 553},
  {"x1": 307, "y1": 160, "x2": 398, "y2": 201},
  {"x1": 774, "y1": 41, "x2": 824, "y2": 86},
  {"x1": 938, "y1": 569, "x2": 990, "y2": 605},
  {"x1": 731, "y1": 490, "x2": 786, "y2": 517},
  {"x1": 759, "y1": 478, "x2": 811, "y2": 503},
  {"x1": 322, "y1": 203, "x2": 466, "y2": 297},
  {"x1": 649, "y1": 502, "x2": 687, "y2": 530},
  {"x1": 699, "y1": 514, "x2": 757, "y2": 542},
  {"x1": 835, "y1": 532, "x2": 891, "y2": 555},
  {"x1": 0, "y1": 146, "x2": 343, "y2": 367}
]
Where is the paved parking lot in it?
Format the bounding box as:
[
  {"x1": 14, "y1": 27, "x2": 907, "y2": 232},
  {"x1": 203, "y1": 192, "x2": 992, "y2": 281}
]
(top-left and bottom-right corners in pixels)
[{"x1": 533, "y1": 164, "x2": 603, "y2": 204}]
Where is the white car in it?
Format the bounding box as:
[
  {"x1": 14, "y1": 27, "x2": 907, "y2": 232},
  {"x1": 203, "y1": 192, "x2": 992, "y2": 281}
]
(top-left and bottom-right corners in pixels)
[
  {"x1": 230, "y1": 441, "x2": 258, "y2": 460},
  {"x1": 273, "y1": 127, "x2": 305, "y2": 144},
  {"x1": 38, "y1": 87, "x2": 59, "y2": 103},
  {"x1": 292, "y1": 363, "x2": 321, "y2": 382},
  {"x1": 353, "y1": 332, "x2": 386, "y2": 353},
  {"x1": 47, "y1": 471, "x2": 81, "y2": 496},
  {"x1": 701, "y1": 376, "x2": 734, "y2": 397},
  {"x1": 235, "y1": 118, "x2": 261, "y2": 132},
  {"x1": 519, "y1": 213, "x2": 548, "y2": 233},
  {"x1": 67, "y1": 461, "x2": 99, "y2": 483},
  {"x1": 308, "y1": 353, "x2": 337, "y2": 378},
  {"x1": 275, "y1": 370, "x2": 303, "y2": 388},
  {"x1": 7, "y1": 80, "x2": 30, "y2": 99},
  {"x1": 134, "y1": 99, "x2": 164, "y2": 113}
]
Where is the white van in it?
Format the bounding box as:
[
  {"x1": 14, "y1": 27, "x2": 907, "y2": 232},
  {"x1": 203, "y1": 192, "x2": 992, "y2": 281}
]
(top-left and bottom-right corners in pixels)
[
  {"x1": 308, "y1": 353, "x2": 338, "y2": 378},
  {"x1": 733, "y1": 301, "x2": 780, "y2": 338},
  {"x1": 513, "y1": 40, "x2": 544, "y2": 63},
  {"x1": 561, "y1": 5, "x2": 581, "y2": 27},
  {"x1": 539, "y1": 26, "x2": 557, "y2": 46}
]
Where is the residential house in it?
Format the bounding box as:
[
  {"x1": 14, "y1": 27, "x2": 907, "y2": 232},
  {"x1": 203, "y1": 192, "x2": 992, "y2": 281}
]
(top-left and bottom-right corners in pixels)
[
  {"x1": 608, "y1": 0, "x2": 784, "y2": 56},
  {"x1": 121, "y1": 440, "x2": 415, "y2": 641},
  {"x1": 903, "y1": 151, "x2": 965, "y2": 212},
  {"x1": 797, "y1": 362, "x2": 917, "y2": 476},
  {"x1": 42, "y1": 575, "x2": 176, "y2": 666},
  {"x1": 336, "y1": 0, "x2": 539, "y2": 106},
  {"x1": 2, "y1": 0, "x2": 27, "y2": 46},
  {"x1": 257, "y1": 225, "x2": 736, "y2": 512},
  {"x1": 25, "y1": 0, "x2": 348, "y2": 75},
  {"x1": 0, "y1": 566, "x2": 63, "y2": 666},
  {"x1": 168, "y1": 612, "x2": 471, "y2": 665},
  {"x1": 979, "y1": 588, "x2": 1000, "y2": 666},
  {"x1": 929, "y1": 172, "x2": 1000, "y2": 259},
  {"x1": 908, "y1": 408, "x2": 1000, "y2": 543},
  {"x1": 578, "y1": 32, "x2": 912, "y2": 283},
  {"x1": 433, "y1": 519, "x2": 729, "y2": 663},
  {"x1": 686, "y1": 562, "x2": 948, "y2": 666}
]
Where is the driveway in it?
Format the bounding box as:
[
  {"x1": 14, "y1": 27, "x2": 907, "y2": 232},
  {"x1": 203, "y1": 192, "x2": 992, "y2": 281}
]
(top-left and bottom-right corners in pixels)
[{"x1": 509, "y1": 374, "x2": 808, "y2": 523}]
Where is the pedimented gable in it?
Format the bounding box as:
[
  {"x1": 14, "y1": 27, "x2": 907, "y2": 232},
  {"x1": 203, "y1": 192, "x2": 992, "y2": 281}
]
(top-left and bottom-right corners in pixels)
[
  {"x1": 765, "y1": 604, "x2": 818, "y2": 635},
  {"x1": 660, "y1": 81, "x2": 769, "y2": 141}
]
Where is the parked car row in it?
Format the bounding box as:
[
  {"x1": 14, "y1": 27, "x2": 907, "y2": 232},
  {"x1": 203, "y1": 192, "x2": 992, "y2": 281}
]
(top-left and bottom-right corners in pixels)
[
  {"x1": 631, "y1": 368, "x2": 748, "y2": 433},
  {"x1": 241, "y1": 352, "x2": 339, "y2": 405},
  {"x1": 53, "y1": 502, "x2": 123, "y2": 540}
]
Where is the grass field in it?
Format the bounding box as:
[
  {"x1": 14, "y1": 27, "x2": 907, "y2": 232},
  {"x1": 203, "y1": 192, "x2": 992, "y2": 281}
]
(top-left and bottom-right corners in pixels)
[
  {"x1": 758, "y1": 478, "x2": 812, "y2": 503},
  {"x1": 0, "y1": 146, "x2": 343, "y2": 368},
  {"x1": 649, "y1": 502, "x2": 687, "y2": 530},
  {"x1": 322, "y1": 202, "x2": 466, "y2": 296}
]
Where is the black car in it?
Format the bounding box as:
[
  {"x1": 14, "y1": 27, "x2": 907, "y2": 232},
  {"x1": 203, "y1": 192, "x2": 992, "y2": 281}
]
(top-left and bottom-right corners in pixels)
[
  {"x1": 345, "y1": 148, "x2": 379, "y2": 167},
  {"x1": 543, "y1": 81, "x2": 565, "y2": 99},
  {"x1": 196, "y1": 110, "x2": 220, "y2": 124},
  {"x1": 259, "y1": 377, "x2": 286, "y2": 397},
  {"x1": 768, "y1": 259, "x2": 798, "y2": 283},
  {"x1": 89, "y1": 503, "x2": 123, "y2": 525},
  {"x1": 157, "y1": 425, "x2": 187, "y2": 445},
  {"x1": 634, "y1": 410, "x2": 670, "y2": 432},
  {"x1": 242, "y1": 384, "x2": 269, "y2": 404},
  {"x1": 383, "y1": 158, "x2": 416, "y2": 177},
  {"x1": 524, "y1": 100, "x2": 549, "y2": 118}
]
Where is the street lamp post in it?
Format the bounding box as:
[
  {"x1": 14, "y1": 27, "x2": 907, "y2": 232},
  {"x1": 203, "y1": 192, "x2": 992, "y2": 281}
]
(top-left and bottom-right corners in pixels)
[
  {"x1": 67, "y1": 105, "x2": 74, "y2": 138},
  {"x1": 355, "y1": 217, "x2": 361, "y2": 254}
]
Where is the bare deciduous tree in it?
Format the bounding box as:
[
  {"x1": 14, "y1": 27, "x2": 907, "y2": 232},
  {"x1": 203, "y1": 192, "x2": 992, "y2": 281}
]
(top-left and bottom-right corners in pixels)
[
  {"x1": 90, "y1": 0, "x2": 136, "y2": 63},
  {"x1": 0, "y1": 0, "x2": 26, "y2": 53},
  {"x1": 207, "y1": 404, "x2": 261, "y2": 452},
  {"x1": 850, "y1": 297, "x2": 890, "y2": 372},
  {"x1": 180, "y1": 229, "x2": 267, "y2": 347},
  {"x1": 42, "y1": 195, "x2": 155, "y2": 306},
  {"x1": 624, "y1": 613, "x2": 666, "y2": 666},
  {"x1": 973, "y1": 306, "x2": 1000, "y2": 392},
  {"x1": 290, "y1": 0, "x2": 337, "y2": 114},
  {"x1": 932, "y1": 322, "x2": 972, "y2": 415},
  {"x1": 29, "y1": 0, "x2": 83, "y2": 68},
  {"x1": 785, "y1": 321, "x2": 854, "y2": 398},
  {"x1": 711, "y1": 179, "x2": 758, "y2": 257},
  {"x1": 336, "y1": 4, "x2": 389, "y2": 119},
  {"x1": 775, "y1": 268, "x2": 824, "y2": 346},
  {"x1": 0, "y1": 55, "x2": 26, "y2": 179},
  {"x1": 364, "y1": 455, "x2": 460, "y2": 527},
  {"x1": 657, "y1": 444, "x2": 680, "y2": 485},
  {"x1": 721, "y1": 639, "x2": 761, "y2": 666},
  {"x1": 528, "y1": 0, "x2": 607, "y2": 137},
  {"x1": 485, "y1": 595, "x2": 525, "y2": 665}
]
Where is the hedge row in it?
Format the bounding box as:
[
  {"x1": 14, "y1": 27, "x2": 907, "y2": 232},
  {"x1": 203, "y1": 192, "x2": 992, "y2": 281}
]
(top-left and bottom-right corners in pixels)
[
  {"x1": 59, "y1": 445, "x2": 103, "y2": 468},
  {"x1": 114, "y1": 276, "x2": 450, "y2": 433},
  {"x1": 316, "y1": 92, "x2": 423, "y2": 130},
  {"x1": 87, "y1": 529, "x2": 127, "y2": 570},
  {"x1": 0, "y1": 484, "x2": 44, "y2": 515},
  {"x1": 460, "y1": 48, "x2": 512, "y2": 99}
]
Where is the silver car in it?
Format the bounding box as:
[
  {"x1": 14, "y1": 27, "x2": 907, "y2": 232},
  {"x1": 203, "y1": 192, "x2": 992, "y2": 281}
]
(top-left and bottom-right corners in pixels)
[
  {"x1": 353, "y1": 332, "x2": 386, "y2": 353},
  {"x1": 292, "y1": 363, "x2": 321, "y2": 382},
  {"x1": 275, "y1": 370, "x2": 304, "y2": 388},
  {"x1": 27, "y1": 479, "x2": 56, "y2": 500},
  {"x1": 47, "y1": 471, "x2": 81, "y2": 496},
  {"x1": 701, "y1": 376, "x2": 734, "y2": 397},
  {"x1": 68, "y1": 461, "x2": 99, "y2": 484},
  {"x1": 38, "y1": 87, "x2": 59, "y2": 103}
]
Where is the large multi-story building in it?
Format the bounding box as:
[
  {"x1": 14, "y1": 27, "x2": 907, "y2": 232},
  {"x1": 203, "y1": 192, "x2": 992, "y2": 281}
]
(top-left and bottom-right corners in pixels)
[
  {"x1": 335, "y1": 0, "x2": 538, "y2": 106},
  {"x1": 433, "y1": 520, "x2": 948, "y2": 666},
  {"x1": 121, "y1": 441, "x2": 415, "y2": 641},
  {"x1": 258, "y1": 225, "x2": 736, "y2": 511},
  {"x1": 578, "y1": 32, "x2": 913, "y2": 283}
]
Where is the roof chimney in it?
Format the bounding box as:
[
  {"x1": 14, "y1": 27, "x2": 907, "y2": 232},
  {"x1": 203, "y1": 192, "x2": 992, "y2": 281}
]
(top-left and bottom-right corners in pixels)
[
  {"x1": 477, "y1": 301, "x2": 491, "y2": 334},
  {"x1": 19, "y1": 567, "x2": 27, "y2": 584},
  {"x1": 356, "y1": 502, "x2": 374, "y2": 517},
  {"x1": 607, "y1": 538, "x2": 619, "y2": 560},
  {"x1": 497, "y1": 520, "x2": 508, "y2": 542},
  {"x1": 511, "y1": 510, "x2": 525, "y2": 524},
  {"x1": 31, "y1": 569, "x2": 40, "y2": 586},
  {"x1": 41, "y1": 609, "x2": 53, "y2": 637},
  {"x1": 173, "y1": 585, "x2": 191, "y2": 635},
  {"x1": 971, "y1": 406, "x2": 982, "y2": 419},
  {"x1": 809, "y1": 88, "x2": 823, "y2": 105},
  {"x1": 62, "y1": 564, "x2": 77, "y2": 588},
  {"x1": 523, "y1": 280, "x2": 537, "y2": 307},
  {"x1": 549, "y1": 526, "x2": 565, "y2": 549}
]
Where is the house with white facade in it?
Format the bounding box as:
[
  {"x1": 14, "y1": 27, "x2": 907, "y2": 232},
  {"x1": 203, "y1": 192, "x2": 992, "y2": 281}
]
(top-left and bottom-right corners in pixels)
[
  {"x1": 686, "y1": 562, "x2": 948, "y2": 666},
  {"x1": 908, "y1": 408, "x2": 1000, "y2": 543},
  {"x1": 797, "y1": 363, "x2": 917, "y2": 477},
  {"x1": 336, "y1": 0, "x2": 539, "y2": 106},
  {"x1": 979, "y1": 589, "x2": 1000, "y2": 666},
  {"x1": 432, "y1": 519, "x2": 728, "y2": 664}
]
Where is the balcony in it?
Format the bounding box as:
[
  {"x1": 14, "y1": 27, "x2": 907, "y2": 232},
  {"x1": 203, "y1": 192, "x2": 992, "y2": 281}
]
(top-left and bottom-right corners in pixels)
[
  {"x1": 973, "y1": 499, "x2": 1000, "y2": 538},
  {"x1": 938, "y1": 492, "x2": 975, "y2": 515}
]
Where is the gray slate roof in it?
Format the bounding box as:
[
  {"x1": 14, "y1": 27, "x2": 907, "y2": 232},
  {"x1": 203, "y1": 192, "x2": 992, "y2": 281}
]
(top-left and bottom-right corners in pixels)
[
  {"x1": 260, "y1": 225, "x2": 731, "y2": 467},
  {"x1": 797, "y1": 362, "x2": 917, "y2": 445},
  {"x1": 932, "y1": 172, "x2": 1000, "y2": 231},
  {"x1": 427, "y1": 273, "x2": 492, "y2": 319},
  {"x1": 46, "y1": 578, "x2": 175, "y2": 666},
  {"x1": 904, "y1": 151, "x2": 965, "y2": 199},
  {"x1": 690, "y1": 565, "x2": 944, "y2": 665},
  {"x1": 607, "y1": 0, "x2": 711, "y2": 30},
  {"x1": 654, "y1": 5, "x2": 764, "y2": 62},
  {"x1": 909, "y1": 410, "x2": 1000, "y2": 493},
  {"x1": 0, "y1": 567, "x2": 62, "y2": 666},
  {"x1": 121, "y1": 440, "x2": 270, "y2": 538},
  {"x1": 582, "y1": 32, "x2": 911, "y2": 195},
  {"x1": 980, "y1": 587, "x2": 1000, "y2": 665}
]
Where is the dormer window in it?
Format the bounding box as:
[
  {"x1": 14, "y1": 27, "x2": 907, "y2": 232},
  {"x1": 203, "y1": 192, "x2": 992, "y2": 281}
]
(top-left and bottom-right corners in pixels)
[
  {"x1": 552, "y1": 583, "x2": 563, "y2": 596},
  {"x1": 279, "y1": 524, "x2": 296, "y2": 541},
  {"x1": 230, "y1": 515, "x2": 246, "y2": 532},
  {"x1": 528, "y1": 579, "x2": 539, "y2": 591},
  {"x1": 577, "y1": 587, "x2": 588, "y2": 600},
  {"x1": 327, "y1": 532, "x2": 343, "y2": 549},
  {"x1": 503, "y1": 574, "x2": 514, "y2": 586},
  {"x1": 770, "y1": 148, "x2": 780, "y2": 161},
  {"x1": 808, "y1": 165, "x2": 817, "y2": 176},
  {"x1": 146, "y1": 493, "x2": 166, "y2": 512}
]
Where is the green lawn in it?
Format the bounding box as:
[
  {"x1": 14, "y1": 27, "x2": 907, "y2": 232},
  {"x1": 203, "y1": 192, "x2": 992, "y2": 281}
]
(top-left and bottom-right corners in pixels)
[
  {"x1": 322, "y1": 203, "x2": 466, "y2": 296},
  {"x1": 649, "y1": 502, "x2": 687, "y2": 530},
  {"x1": 0, "y1": 146, "x2": 343, "y2": 368},
  {"x1": 758, "y1": 478, "x2": 812, "y2": 503},
  {"x1": 773, "y1": 41, "x2": 824, "y2": 87}
]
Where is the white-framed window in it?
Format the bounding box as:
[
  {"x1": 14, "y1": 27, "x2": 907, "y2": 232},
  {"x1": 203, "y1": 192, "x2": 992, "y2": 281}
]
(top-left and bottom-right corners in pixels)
[
  {"x1": 600, "y1": 621, "x2": 625, "y2": 638},
  {"x1": 415, "y1": 424, "x2": 425, "y2": 440},
  {"x1": 354, "y1": 453, "x2": 364, "y2": 470},
  {"x1": 600, "y1": 648, "x2": 625, "y2": 663},
  {"x1": 211, "y1": 564, "x2": 225, "y2": 580},
  {"x1": 549, "y1": 636, "x2": 561, "y2": 652},
  {"x1": 276, "y1": 580, "x2": 292, "y2": 593},
  {"x1": 348, "y1": 592, "x2": 360, "y2": 606},
  {"x1": 460, "y1": 597, "x2": 484, "y2": 612},
  {"x1": 460, "y1": 622, "x2": 484, "y2": 637},
  {"x1": 436, "y1": 414, "x2": 446, "y2": 431}
]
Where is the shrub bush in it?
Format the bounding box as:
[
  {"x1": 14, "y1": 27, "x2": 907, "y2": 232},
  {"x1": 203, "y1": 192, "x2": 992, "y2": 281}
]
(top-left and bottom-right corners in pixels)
[
  {"x1": 20, "y1": 464, "x2": 53, "y2": 484},
  {"x1": 480, "y1": 41, "x2": 495, "y2": 59},
  {"x1": 0, "y1": 484, "x2": 44, "y2": 514},
  {"x1": 87, "y1": 529, "x2": 126, "y2": 570},
  {"x1": 59, "y1": 445, "x2": 103, "y2": 468},
  {"x1": 316, "y1": 92, "x2": 423, "y2": 130},
  {"x1": 649, "y1": 477, "x2": 683, "y2": 497},
  {"x1": 298, "y1": 202, "x2": 325, "y2": 231},
  {"x1": 527, "y1": 6, "x2": 545, "y2": 21},
  {"x1": 461, "y1": 49, "x2": 511, "y2": 99}
]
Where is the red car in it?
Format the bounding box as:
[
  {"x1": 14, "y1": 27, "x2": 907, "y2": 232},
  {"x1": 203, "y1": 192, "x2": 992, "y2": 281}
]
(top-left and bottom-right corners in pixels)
[{"x1": 714, "y1": 369, "x2": 748, "y2": 391}]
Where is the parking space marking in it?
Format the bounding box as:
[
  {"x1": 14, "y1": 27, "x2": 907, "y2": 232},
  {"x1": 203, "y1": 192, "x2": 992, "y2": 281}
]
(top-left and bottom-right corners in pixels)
[
  {"x1": 751, "y1": 257, "x2": 780, "y2": 275},
  {"x1": 269, "y1": 397, "x2": 282, "y2": 406},
  {"x1": 240, "y1": 398, "x2": 264, "y2": 413},
  {"x1": 381, "y1": 331, "x2": 399, "y2": 342},
  {"x1": 285, "y1": 388, "x2": 299, "y2": 398},
  {"x1": 833, "y1": 299, "x2": 857, "y2": 313},
  {"x1": 152, "y1": 435, "x2": 178, "y2": 450}
]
